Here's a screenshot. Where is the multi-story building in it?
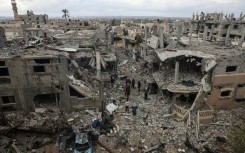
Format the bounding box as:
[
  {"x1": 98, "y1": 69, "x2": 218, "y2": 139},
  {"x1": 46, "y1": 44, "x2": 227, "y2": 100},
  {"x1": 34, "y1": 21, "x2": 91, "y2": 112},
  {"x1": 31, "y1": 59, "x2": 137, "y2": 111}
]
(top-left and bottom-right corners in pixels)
[
  {"x1": 0, "y1": 47, "x2": 102, "y2": 113},
  {"x1": 0, "y1": 49, "x2": 70, "y2": 112},
  {"x1": 207, "y1": 49, "x2": 245, "y2": 109},
  {"x1": 188, "y1": 12, "x2": 245, "y2": 46}
]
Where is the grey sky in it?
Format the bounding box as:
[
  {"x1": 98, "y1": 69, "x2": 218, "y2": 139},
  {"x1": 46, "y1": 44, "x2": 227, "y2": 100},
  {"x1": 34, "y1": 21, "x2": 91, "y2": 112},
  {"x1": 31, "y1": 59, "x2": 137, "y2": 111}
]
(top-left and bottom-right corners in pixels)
[{"x1": 0, "y1": 0, "x2": 244, "y2": 17}]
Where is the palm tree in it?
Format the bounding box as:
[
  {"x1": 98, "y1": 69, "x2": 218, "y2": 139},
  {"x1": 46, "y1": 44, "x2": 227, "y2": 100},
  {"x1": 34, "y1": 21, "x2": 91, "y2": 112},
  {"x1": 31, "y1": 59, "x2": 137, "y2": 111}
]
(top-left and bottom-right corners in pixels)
[{"x1": 62, "y1": 9, "x2": 69, "y2": 21}]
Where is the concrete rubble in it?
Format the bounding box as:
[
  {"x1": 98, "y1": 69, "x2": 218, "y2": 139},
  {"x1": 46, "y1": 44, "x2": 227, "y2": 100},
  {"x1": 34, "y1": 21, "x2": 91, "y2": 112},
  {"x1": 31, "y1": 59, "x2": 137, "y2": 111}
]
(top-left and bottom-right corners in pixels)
[{"x1": 0, "y1": 1, "x2": 245, "y2": 153}]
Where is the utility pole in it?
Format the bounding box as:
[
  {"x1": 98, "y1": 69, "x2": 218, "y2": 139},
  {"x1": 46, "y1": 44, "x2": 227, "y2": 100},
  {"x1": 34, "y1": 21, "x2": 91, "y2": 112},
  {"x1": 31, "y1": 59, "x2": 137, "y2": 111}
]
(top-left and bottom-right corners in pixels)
[
  {"x1": 93, "y1": 77, "x2": 105, "y2": 117},
  {"x1": 94, "y1": 38, "x2": 105, "y2": 117}
]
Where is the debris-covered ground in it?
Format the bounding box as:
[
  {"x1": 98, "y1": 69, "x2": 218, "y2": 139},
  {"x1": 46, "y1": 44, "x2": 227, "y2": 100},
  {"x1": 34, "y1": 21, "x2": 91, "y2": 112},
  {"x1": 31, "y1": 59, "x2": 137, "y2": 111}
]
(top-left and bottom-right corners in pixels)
[{"x1": 0, "y1": 49, "x2": 244, "y2": 153}]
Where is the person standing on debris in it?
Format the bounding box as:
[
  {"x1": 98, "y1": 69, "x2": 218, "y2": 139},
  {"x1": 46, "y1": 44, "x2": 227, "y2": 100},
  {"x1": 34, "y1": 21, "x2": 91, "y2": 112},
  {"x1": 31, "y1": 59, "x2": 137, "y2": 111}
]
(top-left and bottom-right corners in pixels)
[
  {"x1": 131, "y1": 103, "x2": 138, "y2": 116},
  {"x1": 125, "y1": 101, "x2": 130, "y2": 113},
  {"x1": 110, "y1": 74, "x2": 115, "y2": 87},
  {"x1": 126, "y1": 77, "x2": 131, "y2": 85},
  {"x1": 132, "y1": 78, "x2": 135, "y2": 89},
  {"x1": 125, "y1": 82, "x2": 131, "y2": 101},
  {"x1": 144, "y1": 89, "x2": 148, "y2": 100},
  {"x1": 137, "y1": 80, "x2": 141, "y2": 93}
]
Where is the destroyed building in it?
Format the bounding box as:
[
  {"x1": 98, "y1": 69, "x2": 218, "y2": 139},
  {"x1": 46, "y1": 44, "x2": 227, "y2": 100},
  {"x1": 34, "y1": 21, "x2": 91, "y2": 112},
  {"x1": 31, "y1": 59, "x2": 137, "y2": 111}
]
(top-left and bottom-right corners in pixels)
[
  {"x1": 0, "y1": 46, "x2": 104, "y2": 113},
  {"x1": 0, "y1": 1, "x2": 245, "y2": 152},
  {"x1": 0, "y1": 27, "x2": 7, "y2": 45},
  {"x1": 154, "y1": 50, "x2": 216, "y2": 109},
  {"x1": 207, "y1": 48, "x2": 245, "y2": 109},
  {"x1": 49, "y1": 19, "x2": 97, "y2": 32},
  {"x1": 188, "y1": 12, "x2": 245, "y2": 46},
  {"x1": 0, "y1": 49, "x2": 70, "y2": 112},
  {"x1": 11, "y1": 0, "x2": 48, "y2": 24}
]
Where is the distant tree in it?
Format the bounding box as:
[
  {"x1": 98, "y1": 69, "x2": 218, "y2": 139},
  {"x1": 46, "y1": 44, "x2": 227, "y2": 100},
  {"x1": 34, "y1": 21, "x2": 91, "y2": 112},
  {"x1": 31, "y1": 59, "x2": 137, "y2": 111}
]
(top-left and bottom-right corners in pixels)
[{"x1": 62, "y1": 9, "x2": 70, "y2": 21}]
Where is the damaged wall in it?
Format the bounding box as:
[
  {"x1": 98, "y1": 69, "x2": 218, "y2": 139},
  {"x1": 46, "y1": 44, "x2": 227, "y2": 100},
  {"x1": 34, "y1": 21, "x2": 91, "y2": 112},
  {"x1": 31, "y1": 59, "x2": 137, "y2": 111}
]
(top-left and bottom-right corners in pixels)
[
  {"x1": 0, "y1": 27, "x2": 7, "y2": 44},
  {"x1": 207, "y1": 73, "x2": 245, "y2": 109},
  {"x1": 0, "y1": 56, "x2": 71, "y2": 112}
]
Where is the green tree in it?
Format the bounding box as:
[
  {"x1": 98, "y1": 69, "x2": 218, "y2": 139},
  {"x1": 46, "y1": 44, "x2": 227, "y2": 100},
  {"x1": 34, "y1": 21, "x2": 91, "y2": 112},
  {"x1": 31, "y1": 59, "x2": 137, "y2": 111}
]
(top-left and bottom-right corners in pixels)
[{"x1": 62, "y1": 9, "x2": 70, "y2": 21}]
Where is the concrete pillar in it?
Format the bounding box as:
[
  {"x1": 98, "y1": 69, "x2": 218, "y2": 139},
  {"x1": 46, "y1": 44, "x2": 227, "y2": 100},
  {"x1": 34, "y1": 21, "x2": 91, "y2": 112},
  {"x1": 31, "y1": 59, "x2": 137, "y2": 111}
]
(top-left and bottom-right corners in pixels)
[
  {"x1": 239, "y1": 25, "x2": 245, "y2": 46},
  {"x1": 144, "y1": 26, "x2": 147, "y2": 44},
  {"x1": 182, "y1": 23, "x2": 185, "y2": 35},
  {"x1": 209, "y1": 25, "x2": 214, "y2": 41},
  {"x1": 168, "y1": 23, "x2": 171, "y2": 35},
  {"x1": 174, "y1": 62, "x2": 179, "y2": 84},
  {"x1": 99, "y1": 81, "x2": 104, "y2": 113},
  {"x1": 96, "y1": 50, "x2": 101, "y2": 79},
  {"x1": 219, "y1": 13, "x2": 223, "y2": 21},
  {"x1": 189, "y1": 23, "x2": 193, "y2": 45},
  {"x1": 203, "y1": 26, "x2": 208, "y2": 45},
  {"x1": 177, "y1": 24, "x2": 182, "y2": 42},
  {"x1": 153, "y1": 25, "x2": 158, "y2": 35},
  {"x1": 225, "y1": 24, "x2": 233, "y2": 46},
  {"x1": 159, "y1": 27, "x2": 164, "y2": 48}
]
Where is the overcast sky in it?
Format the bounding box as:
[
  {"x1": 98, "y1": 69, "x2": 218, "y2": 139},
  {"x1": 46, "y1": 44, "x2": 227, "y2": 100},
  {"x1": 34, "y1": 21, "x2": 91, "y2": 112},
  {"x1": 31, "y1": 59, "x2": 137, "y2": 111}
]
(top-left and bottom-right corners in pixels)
[{"x1": 0, "y1": 0, "x2": 244, "y2": 17}]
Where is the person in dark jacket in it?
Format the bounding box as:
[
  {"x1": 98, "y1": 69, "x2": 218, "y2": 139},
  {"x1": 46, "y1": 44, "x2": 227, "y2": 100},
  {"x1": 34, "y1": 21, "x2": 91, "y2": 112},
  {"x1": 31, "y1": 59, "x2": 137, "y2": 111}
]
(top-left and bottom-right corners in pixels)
[
  {"x1": 131, "y1": 78, "x2": 135, "y2": 89},
  {"x1": 131, "y1": 103, "x2": 138, "y2": 116},
  {"x1": 125, "y1": 82, "x2": 131, "y2": 101},
  {"x1": 137, "y1": 80, "x2": 141, "y2": 92},
  {"x1": 144, "y1": 89, "x2": 148, "y2": 100}
]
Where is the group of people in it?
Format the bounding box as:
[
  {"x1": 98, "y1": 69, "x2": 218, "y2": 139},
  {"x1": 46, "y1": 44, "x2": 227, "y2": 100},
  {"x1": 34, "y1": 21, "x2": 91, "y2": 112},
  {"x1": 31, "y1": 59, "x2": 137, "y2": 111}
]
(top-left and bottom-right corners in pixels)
[
  {"x1": 124, "y1": 78, "x2": 143, "y2": 116},
  {"x1": 124, "y1": 78, "x2": 142, "y2": 101}
]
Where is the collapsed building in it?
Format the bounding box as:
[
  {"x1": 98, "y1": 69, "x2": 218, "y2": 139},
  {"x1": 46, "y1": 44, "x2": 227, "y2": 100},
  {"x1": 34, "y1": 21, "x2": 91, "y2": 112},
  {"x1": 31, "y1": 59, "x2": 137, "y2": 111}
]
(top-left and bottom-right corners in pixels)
[
  {"x1": 0, "y1": 23, "x2": 114, "y2": 113},
  {"x1": 154, "y1": 50, "x2": 216, "y2": 108},
  {"x1": 0, "y1": 27, "x2": 7, "y2": 45},
  {"x1": 187, "y1": 12, "x2": 245, "y2": 46},
  {"x1": 49, "y1": 19, "x2": 98, "y2": 32},
  {"x1": 0, "y1": 48, "x2": 102, "y2": 113},
  {"x1": 11, "y1": 0, "x2": 48, "y2": 24},
  {"x1": 206, "y1": 48, "x2": 245, "y2": 109},
  {"x1": 0, "y1": 1, "x2": 245, "y2": 151}
]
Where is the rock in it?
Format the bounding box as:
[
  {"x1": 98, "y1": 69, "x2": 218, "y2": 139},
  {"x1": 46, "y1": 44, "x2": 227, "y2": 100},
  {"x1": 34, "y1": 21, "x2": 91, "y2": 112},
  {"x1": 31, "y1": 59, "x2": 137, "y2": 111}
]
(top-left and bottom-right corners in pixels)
[
  {"x1": 216, "y1": 136, "x2": 226, "y2": 143},
  {"x1": 67, "y1": 118, "x2": 74, "y2": 122},
  {"x1": 203, "y1": 145, "x2": 218, "y2": 153},
  {"x1": 178, "y1": 148, "x2": 185, "y2": 153}
]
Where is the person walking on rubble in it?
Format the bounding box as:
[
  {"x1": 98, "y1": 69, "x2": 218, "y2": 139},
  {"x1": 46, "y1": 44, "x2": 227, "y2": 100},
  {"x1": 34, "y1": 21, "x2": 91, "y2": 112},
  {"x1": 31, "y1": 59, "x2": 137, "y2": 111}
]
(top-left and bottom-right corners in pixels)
[
  {"x1": 126, "y1": 77, "x2": 131, "y2": 85},
  {"x1": 144, "y1": 89, "x2": 148, "y2": 100},
  {"x1": 132, "y1": 78, "x2": 135, "y2": 89},
  {"x1": 110, "y1": 74, "x2": 115, "y2": 88},
  {"x1": 125, "y1": 82, "x2": 131, "y2": 101},
  {"x1": 137, "y1": 80, "x2": 141, "y2": 93},
  {"x1": 125, "y1": 101, "x2": 130, "y2": 114},
  {"x1": 131, "y1": 103, "x2": 138, "y2": 116}
]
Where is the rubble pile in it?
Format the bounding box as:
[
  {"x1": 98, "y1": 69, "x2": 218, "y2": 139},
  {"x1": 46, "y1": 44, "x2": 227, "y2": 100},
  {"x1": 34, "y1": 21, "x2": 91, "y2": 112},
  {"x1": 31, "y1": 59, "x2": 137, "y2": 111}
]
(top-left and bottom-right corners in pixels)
[
  {"x1": 0, "y1": 6, "x2": 245, "y2": 153},
  {"x1": 4, "y1": 108, "x2": 67, "y2": 133},
  {"x1": 153, "y1": 70, "x2": 202, "y2": 90}
]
